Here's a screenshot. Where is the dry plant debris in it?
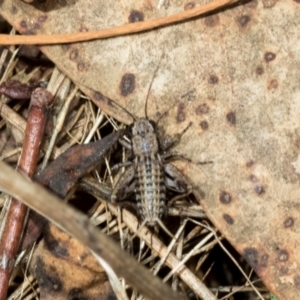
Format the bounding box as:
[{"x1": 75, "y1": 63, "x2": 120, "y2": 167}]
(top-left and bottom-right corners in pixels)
[
  {"x1": 0, "y1": 85, "x2": 53, "y2": 300},
  {"x1": 0, "y1": 48, "x2": 269, "y2": 299},
  {"x1": 30, "y1": 224, "x2": 113, "y2": 300},
  {"x1": 0, "y1": 0, "x2": 300, "y2": 299}
]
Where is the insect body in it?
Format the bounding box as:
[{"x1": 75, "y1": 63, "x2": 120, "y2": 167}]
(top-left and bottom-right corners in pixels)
[
  {"x1": 111, "y1": 117, "x2": 192, "y2": 227},
  {"x1": 131, "y1": 118, "x2": 166, "y2": 226}
]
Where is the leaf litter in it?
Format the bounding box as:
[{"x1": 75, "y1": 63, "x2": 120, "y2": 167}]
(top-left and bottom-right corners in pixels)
[
  {"x1": 1, "y1": 0, "x2": 300, "y2": 299},
  {"x1": 0, "y1": 45, "x2": 270, "y2": 300}
]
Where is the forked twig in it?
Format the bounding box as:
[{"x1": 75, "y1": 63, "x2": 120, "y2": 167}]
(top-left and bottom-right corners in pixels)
[{"x1": 0, "y1": 88, "x2": 53, "y2": 300}]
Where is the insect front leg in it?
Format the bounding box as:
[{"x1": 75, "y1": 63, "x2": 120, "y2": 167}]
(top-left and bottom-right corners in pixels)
[
  {"x1": 159, "y1": 122, "x2": 191, "y2": 151},
  {"x1": 111, "y1": 165, "x2": 136, "y2": 202},
  {"x1": 163, "y1": 151, "x2": 213, "y2": 165},
  {"x1": 119, "y1": 137, "x2": 132, "y2": 150},
  {"x1": 163, "y1": 151, "x2": 192, "y2": 163},
  {"x1": 111, "y1": 161, "x2": 132, "y2": 173},
  {"x1": 111, "y1": 136, "x2": 133, "y2": 172},
  {"x1": 164, "y1": 163, "x2": 193, "y2": 207}
]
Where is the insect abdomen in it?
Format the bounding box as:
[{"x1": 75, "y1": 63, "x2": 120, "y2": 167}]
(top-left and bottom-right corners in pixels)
[{"x1": 135, "y1": 154, "x2": 166, "y2": 226}]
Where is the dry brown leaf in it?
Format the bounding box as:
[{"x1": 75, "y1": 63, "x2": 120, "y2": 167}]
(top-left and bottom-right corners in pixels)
[
  {"x1": 1, "y1": 0, "x2": 300, "y2": 299},
  {"x1": 30, "y1": 224, "x2": 113, "y2": 300}
]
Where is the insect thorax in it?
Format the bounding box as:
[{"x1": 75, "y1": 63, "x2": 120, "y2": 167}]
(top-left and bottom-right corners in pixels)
[{"x1": 131, "y1": 118, "x2": 159, "y2": 156}]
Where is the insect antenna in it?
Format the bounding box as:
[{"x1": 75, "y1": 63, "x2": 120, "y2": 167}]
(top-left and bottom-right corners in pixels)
[
  {"x1": 107, "y1": 96, "x2": 137, "y2": 123},
  {"x1": 144, "y1": 54, "x2": 165, "y2": 119}
]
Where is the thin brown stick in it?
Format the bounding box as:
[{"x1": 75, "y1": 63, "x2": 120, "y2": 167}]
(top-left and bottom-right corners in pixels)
[
  {"x1": 0, "y1": 0, "x2": 238, "y2": 45},
  {"x1": 0, "y1": 88, "x2": 53, "y2": 300},
  {"x1": 0, "y1": 161, "x2": 188, "y2": 300}
]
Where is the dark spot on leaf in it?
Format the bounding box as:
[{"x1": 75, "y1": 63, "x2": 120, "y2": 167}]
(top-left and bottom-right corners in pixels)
[
  {"x1": 24, "y1": 30, "x2": 36, "y2": 35},
  {"x1": 294, "y1": 137, "x2": 300, "y2": 149},
  {"x1": 223, "y1": 214, "x2": 234, "y2": 224},
  {"x1": 77, "y1": 62, "x2": 85, "y2": 71},
  {"x1": 246, "y1": 160, "x2": 255, "y2": 168},
  {"x1": 243, "y1": 247, "x2": 258, "y2": 269},
  {"x1": 267, "y1": 79, "x2": 278, "y2": 90},
  {"x1": 44, "y1": 224, "x2": 69, "y2": 258},
  {"x1": 200, "y1": 120, "x2": 209, "y2": 130},
  {"x1": 220, "y1": 191, "x2": 232, "y2": 204},
  {"x1": 204, "y1": 15, "x2": 219, "y2": 27},
  {"x1": 62, "y1": 44, "x2": 70, "y2": 51},
  {"x1": 11, "y1": 6, "x2": 18, "y2": 14},
  {"x1": 184, "y1": 2, "x2": 195, "y2": 10},
  {"x1": 279, "y1": 267, "x2": 289, "y2": 275},
  {"x1": 176, "y1": 102, "x2": 186, "y2": 123},
  {"x1": 262, "y1": 0, "x2": 278, "y2": 8},
  {"x1": 277, "y1": 249, "x2": 289, "y2": 262},
  {"x1": 38, "y1": 14, "x2": 47, "y2": 23},
  {"x1": 226, "y1": 111, "x2": 236, "y2": 125},
  {"x1": 68, "y1": 288, "x2": 88, "y2": 299},
  {"x1": 237, "y1": 15, "x2": 250, "y2": 27},
  {"x1": 208, "y1": 75, "x2": 219, "y2": 84},
  {"x1": 107, "y1": 98, "x2": 114, "y2": 106},
  {"x1": 255, "y1": 184, "x2": 265, "y2": 195},
  {"x1": 264, "y1": 52, "x2": 276, "y2": 62},
  {"x1": 69, "y1": 49, "x2": 78, "y2": 60},
  {"x1": 283, "y1": 217, "x2": 294, "y2": 228},
  {"x1": 20, "y1": 20, "x2": 27, "y2": 28},
  {"x1": 196, "y1": 103, "x2": 210, "y2": 115},
  {"x1": 294, "y1": 0, "x2": 300, "y2": 3},
  {"x1": 294, "y1": 276, "x2": 300, "y2": 291},
  {"x1": 94, "y1": 91, "x2": 105, "y2": 102},
  {"x1": 256, "y1": 66, "x2": 264, "y2": 75},
  {"x1": 43, "y1": 230, "x2": 69, "y2": 259},
  {"x1": 128, "y1": 10, "x2": 144, "y2": 23},
  {"x1": 246, "y1": 0, "x2": 258, "y2": 8},
  {"x1": 261, "y1": 254, "x2": 268, "y2": 267},
  {"x1": 120, "y1": 73, "x2": 135, "y2": 96},
  {"x1": 34, "y1": 256, "x2": 63, "y2": 292},
  {"x1": 33, "y1": 23, "x2": 41, "y2": 30},
  {"x1": 249, "y1": 175, "x2": 257, "y2": 182},
  {"x1": 79, "y1": 25, "x2": 89, "y2": 32}
]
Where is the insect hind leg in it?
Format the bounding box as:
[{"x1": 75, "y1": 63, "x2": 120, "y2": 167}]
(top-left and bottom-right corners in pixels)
[
  {"x1": 164, "y1": 163, "x2": 193, "y2": 207},
  {"x1": 111, "y1": 165, "x2": 135, "y2": 202}
]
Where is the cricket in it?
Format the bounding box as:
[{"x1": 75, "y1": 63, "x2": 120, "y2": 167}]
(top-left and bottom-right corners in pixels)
[{"x1": 109, "y1": 65, "x2": 208, "y2": 235}]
